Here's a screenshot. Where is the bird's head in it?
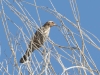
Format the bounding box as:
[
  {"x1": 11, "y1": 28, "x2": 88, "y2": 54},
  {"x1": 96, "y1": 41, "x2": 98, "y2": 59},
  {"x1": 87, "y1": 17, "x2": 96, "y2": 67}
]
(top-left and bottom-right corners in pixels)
[{"x1": 43, "y1": 21, "x2": 57, "y2": 27}]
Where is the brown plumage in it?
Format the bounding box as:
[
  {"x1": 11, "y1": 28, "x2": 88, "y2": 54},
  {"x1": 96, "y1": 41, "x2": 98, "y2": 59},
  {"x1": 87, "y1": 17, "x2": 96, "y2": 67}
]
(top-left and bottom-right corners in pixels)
[{"x1": 20, "y1": 21, "x2": 56, "y2": 63}]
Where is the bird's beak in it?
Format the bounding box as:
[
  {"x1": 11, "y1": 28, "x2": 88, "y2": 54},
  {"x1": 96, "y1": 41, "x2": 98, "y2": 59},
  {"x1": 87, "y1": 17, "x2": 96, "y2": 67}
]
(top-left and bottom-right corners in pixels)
[{"x1": 53, "y1": 23, "x2": 57, "y2": 26}]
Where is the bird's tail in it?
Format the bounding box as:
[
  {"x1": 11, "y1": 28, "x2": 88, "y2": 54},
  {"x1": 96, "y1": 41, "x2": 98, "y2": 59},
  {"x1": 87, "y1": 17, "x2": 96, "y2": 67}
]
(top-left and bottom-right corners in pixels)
[
  {"x1": 20, "y1": 55, "x2": 27, "y2": 63},
  {"x1": 20, "y1": 38, "x2": 42, "y2": 63},
  {"x1": 20, "y1": 49, "x2": 34, "y2": 63}
]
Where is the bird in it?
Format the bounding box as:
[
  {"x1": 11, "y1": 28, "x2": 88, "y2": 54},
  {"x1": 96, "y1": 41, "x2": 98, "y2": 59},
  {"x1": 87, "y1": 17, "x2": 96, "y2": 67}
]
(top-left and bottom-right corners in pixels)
[{"x1": 20, "y1": 21, "x2": 56, "y2": 63}]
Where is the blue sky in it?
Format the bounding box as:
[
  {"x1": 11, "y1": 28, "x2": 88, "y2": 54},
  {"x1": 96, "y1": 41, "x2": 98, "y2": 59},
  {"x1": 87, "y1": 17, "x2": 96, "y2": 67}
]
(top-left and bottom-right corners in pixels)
[{"x1": 0, "y1": 0, "x2": 100, "y2": 74}]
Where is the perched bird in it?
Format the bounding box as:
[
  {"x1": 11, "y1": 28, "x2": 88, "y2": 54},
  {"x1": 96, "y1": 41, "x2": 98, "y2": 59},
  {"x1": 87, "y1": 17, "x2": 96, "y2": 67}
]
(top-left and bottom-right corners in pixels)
[{"x1": 20, "y1": 21, "x2": 56, "y2": 63}]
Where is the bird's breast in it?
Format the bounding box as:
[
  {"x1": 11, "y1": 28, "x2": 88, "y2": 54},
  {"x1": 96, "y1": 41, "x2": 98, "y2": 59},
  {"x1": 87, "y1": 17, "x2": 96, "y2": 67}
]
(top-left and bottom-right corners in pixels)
[
  {"x1": 44, "y1": 27, "x2": 50, "y2": 37},
  {"x1": 35, "y1": 27, "x2": 50, "y2": 45}
]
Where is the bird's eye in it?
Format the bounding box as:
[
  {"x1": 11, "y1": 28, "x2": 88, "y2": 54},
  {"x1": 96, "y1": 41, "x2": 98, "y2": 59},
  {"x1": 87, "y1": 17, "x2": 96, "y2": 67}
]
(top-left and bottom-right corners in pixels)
[{"x1": 52, "y1": 22, "x2": 54, "y2": 23}]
